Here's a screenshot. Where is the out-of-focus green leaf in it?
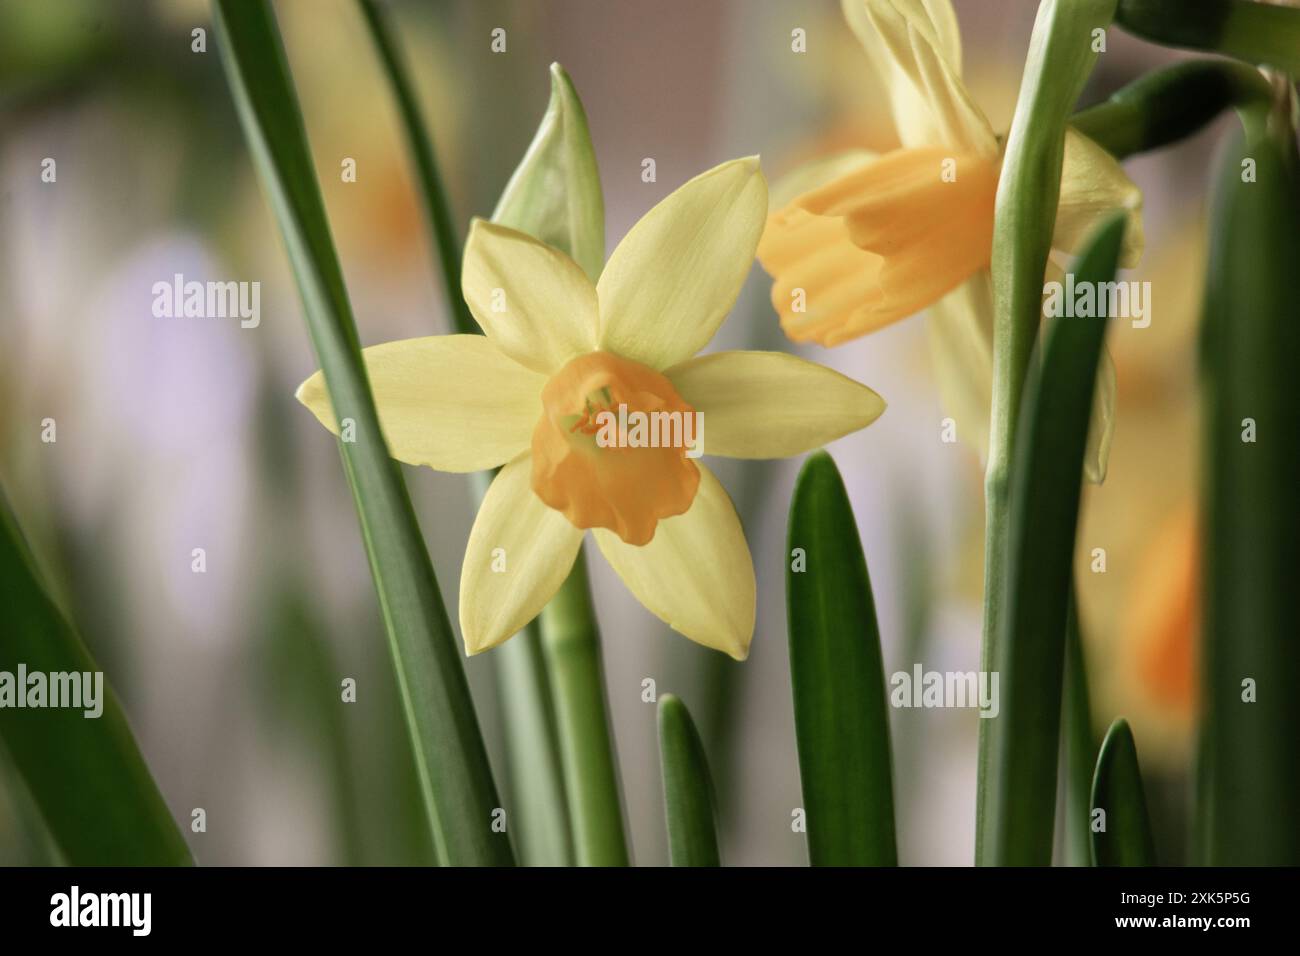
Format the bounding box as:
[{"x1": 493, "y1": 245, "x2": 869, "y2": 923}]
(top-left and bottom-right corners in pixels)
[
  {"x1": 786, "y1": 451, "x2": 896, "y2": 866},
  {"x1": 212, "y1": 0, "x2": 512, "y2": 866},
  {"x1": 985, "y1": 213, "x2": 1125, "y2": 866},
  {"x1": 0, "y1": 491, "x2": 191, "y2": 865},
  {"x1": 356, "y1": 0, "x2": 476, "y2": 335},
  {"x1": 493, "y1": 63, "x2": 605, "y2": 283},
  {"x1": 1197, "y1": 116, "x2": 1300, "y2": 865},
  {"x1": 977, "y1": 0, "x2": 1116, "y2": 865},
  {"x1": 1115, "y1": 0, "x2": 1300, "y2": 75},
  {"x1": 657, "y1": 693, "x2": 720, "y2": 867},
  {"x1": 1091, "y1": 718, "x2": 1156, "y2": 866}
]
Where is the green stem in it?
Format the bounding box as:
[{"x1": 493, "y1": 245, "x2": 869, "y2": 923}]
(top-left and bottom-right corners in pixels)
[
  {"x1": 539, "y1": 552, "x2": 630, "y2": 866},
  {"x1": 977, "y1": 0, "x2": 1117, "y2": 865},
  {"x1": 1115, "y1": 0, "x2": 1300, "y2": 75},
  {"x1": 1071, "y1": 59, "x2": 1272, "y2": 160},
  {"x1": 356, "y1": 0, "x2": 475, "y2": 334}
]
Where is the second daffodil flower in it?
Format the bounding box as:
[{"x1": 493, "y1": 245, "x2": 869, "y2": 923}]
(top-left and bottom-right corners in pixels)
[
  {"x1": 758, "y1": 0, "x2": 1144, "y2": 482},
  {"x1": 297, "y1": 158, "x2": 885, "y2": 660}
]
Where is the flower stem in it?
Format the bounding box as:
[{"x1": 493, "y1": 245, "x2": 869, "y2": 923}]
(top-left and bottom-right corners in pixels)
[
  {"x1": 977, "y1": 0, "x2": 1116, "y2": 865},
  {"x1": 540, "y1": 552, "x2": 630, "y2": 865}
]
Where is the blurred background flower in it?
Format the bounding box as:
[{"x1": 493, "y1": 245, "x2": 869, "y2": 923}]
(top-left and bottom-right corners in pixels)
[{"x1": 0, "y1": 0, "x2": 1220, "y2": 865}]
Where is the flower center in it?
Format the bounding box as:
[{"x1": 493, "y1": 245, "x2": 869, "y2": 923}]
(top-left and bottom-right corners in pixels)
[{"x1": 531, "y1": 351, "x2": 700, "y2": 546}]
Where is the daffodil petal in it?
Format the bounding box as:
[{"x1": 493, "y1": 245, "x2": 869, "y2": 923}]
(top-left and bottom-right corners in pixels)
[
  {"x1": 1086, "y1": 344, "x2": 1117, "y2": 485},
  {"x1": 593, "y1": 464, "x2": 754, "y2": 660},
  {"x1": 926, "y1": 271, "x2": 995, "y2": 466},
  {"x1": 462, "y1": 218, "x2": 599, "y2": 374},
  {"x1": 666, "y1": 350, "x2": 885, "y2": 458},
  {"x1": 295, "y1": 334, "x2": 544, "y2": 473},
  {"x1": 842, "y1": 0, "x2": 961, "y2": 149},
  {"x1": 855, "y1": 0, "x2": 998, "y2": 158},
  {"x1": 1056, "y1": 129, "x2": 1145, "y2": 269},
  {"x1": 459, "y1": 454, "x2": 584, "y2": 655},
  {"x1": 597, "y1": 157, "x2": 767, "y2": 369}
]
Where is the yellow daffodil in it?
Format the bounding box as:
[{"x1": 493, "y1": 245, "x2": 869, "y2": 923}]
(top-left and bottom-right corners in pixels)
[
  {"x1": 757, "y1": 0, "x2": 1144, "y2": 481},
  {"x1": 297, "y1": 158, "x2": 885, "y2": 660}
]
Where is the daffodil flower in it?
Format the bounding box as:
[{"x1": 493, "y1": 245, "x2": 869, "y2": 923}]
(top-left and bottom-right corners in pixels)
[
  {"x1": 757, "y1": 0, "x2": 1144, "y2": 482},
  {"x1": 298, "y1": 158, "x2": 884, "y2": 660}
]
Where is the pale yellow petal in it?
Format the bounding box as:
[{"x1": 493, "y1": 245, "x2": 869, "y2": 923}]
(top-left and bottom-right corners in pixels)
[
  {"x1": 459, "y1": 454, "x2": 584, "y2": 654},
  {"x1": 593, "y1": 465, "x2": 754, "y2": 659},
  {"x1": 597, "y1": 157, "x2": 767, "y2": 369},
  {"x1": 461, "y1": 218, "x2": 599, "y2": 374},
  {"x1": 853, "y1": 0, "x2": 997, "y2": 157},
  {"x1": 666, "y1": 350, "x2": 885, "y2": 458},
  {"x1": 295, "y1": 334, "x2": 544, "y2": 473},
  {"x1": 1056, "y1": 129, "x2": 1145, "y2": 268},
  {"x1": 1087, "y1": 346, "x2": 1117, "y2": 485},
  {"x1": 842, "y1": 0, "x2": 963, "y2": 149},
  {"x1": 926, "y1": 271, "x2": 995, "y2": 466}
]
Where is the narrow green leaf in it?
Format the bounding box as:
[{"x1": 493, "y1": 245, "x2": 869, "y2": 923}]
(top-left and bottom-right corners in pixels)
[
  {"x1": 1116, "y1": 0, "x2": 1300, "y2": 75},
  {"x1": 212, "y1": 0, "x2": 512, "y2": 866},
  {"x1": 355, "y1": 0, "x2": 475, "y2": 334},
  {"x1": 0, "y1": 491, "x2": 192, "y2": 865},
  {"x1": 1071, "y1": 59, "x2": 1272, "y2": 160},
  {"x1": 985, "y1": 213, "x2": 1126, "y2": 866},
  {"x1": 1091, "y1": 718, "x2": 1157, "y2": 866},
  {"x1": 786, "y1": 450, "x2": 896, "y2": 866},
  {"x1": 493, "y1": 62, "x2": 605, "y2": 283},
  {"x1": 657, "y1": 694, "x2": 721, "y2": 867},
  {"x1": 1197, "y1": 117, "x2": 1300, "y2": 865},
  {"x1": 1060, "y1": 590, "x2": 1097, "y2": 866},
  {"x1": 977, "y1": 0, "x2": 1117, "y2": 865}
]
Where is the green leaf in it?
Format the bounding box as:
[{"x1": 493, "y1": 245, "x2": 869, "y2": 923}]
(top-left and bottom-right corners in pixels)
[
  {"x1": 493, "y1": 63, "x2": 605, "y2": 283},
  {"x1": 1197, "y1": 117, "x2": 1300, "y2": 865},
  {"x1": 984, "y1": 213, "x2": 1126, "y2": 866},
  {"x1": 0, "y1": 491, "x2": 191, "y2": 865},
  {"x1": 1060, "y1": 590, "x2": 1097, "y2": 866},
  {"x1": 786, "y1": 450, "x2": 896, "y2": 866},
  {"x1": 212, "y1": 0, "x2": 512, "y2": 866},
  {"x1": 1090, "y1": 718, "x2": 1156, "y2": 866},
  {"x1": 355, "y1": 0, "x2": 475, "y2": 335},
  {"x1": 657, "y1": 694, "x2": 721, "y2": 867},
  {"x1": 1116, "y1": 0, "x2": 1300, "y2": 75},
  {"x1": 977, "y1": 0, "x2": 1117, "y2": 865}
]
